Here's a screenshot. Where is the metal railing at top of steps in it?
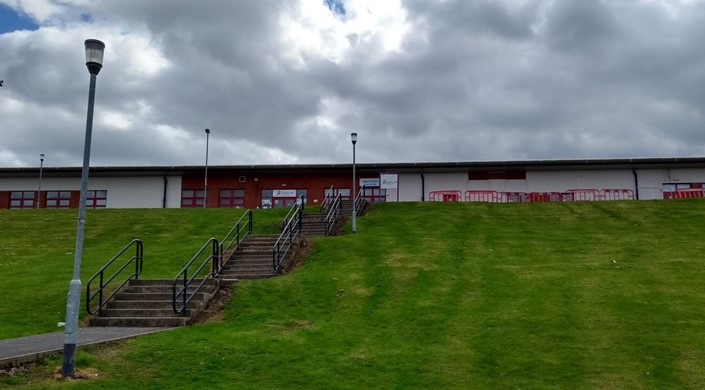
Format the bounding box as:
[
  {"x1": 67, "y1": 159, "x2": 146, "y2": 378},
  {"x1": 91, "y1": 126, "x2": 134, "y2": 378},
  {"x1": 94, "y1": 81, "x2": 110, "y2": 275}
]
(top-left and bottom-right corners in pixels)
[
  {"x1": 320, "y1": 185, "x2": 335, "y2": 215},
  {"x1": 354, "y1": 185, "x2": 367, "y2": 216},
  {"x1": 324, "y1": 193, "x2": 341, "y2": 236},
  {"x1": 220, "y1": 209, "x2": 253, "y2": 260},
  {"x1": 86, "y1": 239, "x2": 143, "y2": 315},
  {"x1": 172, "y1": 238, "x2": 220, "y2": 316},
  {"x1": 273, "y1": 194, "x2": 304, "y2": 271}
]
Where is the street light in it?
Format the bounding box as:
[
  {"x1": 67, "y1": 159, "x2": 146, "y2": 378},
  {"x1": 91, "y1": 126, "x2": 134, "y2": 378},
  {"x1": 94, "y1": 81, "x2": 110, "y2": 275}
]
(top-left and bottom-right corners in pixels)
[
  {"x1": 61, "y1": 38, "x2": 105, "y2": 378},
  {"x1": 351, "y1": 132, "x2": 357, "y2": 233},
  {"x1": 204, "y1": 128, "x2": 210, "y2": 208},
  {"x1": 37, "y1": 153, "x2": 44, "y2": 209}
]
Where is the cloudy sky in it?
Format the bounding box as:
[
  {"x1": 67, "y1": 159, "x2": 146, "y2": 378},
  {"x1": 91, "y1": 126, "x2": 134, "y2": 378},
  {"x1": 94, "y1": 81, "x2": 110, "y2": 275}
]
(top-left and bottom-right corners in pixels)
[{"x1": 1, "y1": 0, "x2": 705, "y2": 168}]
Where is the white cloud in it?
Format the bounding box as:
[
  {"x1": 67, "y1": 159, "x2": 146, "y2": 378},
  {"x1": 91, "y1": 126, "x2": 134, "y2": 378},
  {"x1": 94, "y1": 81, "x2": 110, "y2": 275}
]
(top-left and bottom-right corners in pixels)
[{"x1": 2, "y1": 0, "x2": 705, "y2": 168}]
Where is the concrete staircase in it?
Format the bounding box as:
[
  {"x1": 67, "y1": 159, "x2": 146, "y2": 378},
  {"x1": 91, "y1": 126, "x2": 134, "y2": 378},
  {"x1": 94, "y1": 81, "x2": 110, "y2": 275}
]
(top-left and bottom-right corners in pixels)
[
  {"x1": 340, "y1": 199, "x2": 368, "y2": 218},
  {"x1": 88, "y1": 201, "x2": 360, "y2": 328},
  {"x1": 88, "y1": 278, "x2": 218, "y2": 327},
  {"x1": 302, "y1": 213, "x2": 328, "y2": 236},
  {"x1": 220, "y1": 235, "x2": 287, "y2": 281}
]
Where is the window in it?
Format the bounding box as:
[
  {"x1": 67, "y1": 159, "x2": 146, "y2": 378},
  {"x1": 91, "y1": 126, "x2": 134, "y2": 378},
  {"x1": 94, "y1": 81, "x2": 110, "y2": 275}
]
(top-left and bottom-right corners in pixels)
[
  {"x1": 87, "y1": 190, "x2": 107, "y2": 208},
  {"x1": 46, "y1": 191, "x2": 72, "y2": 208},
  {"x1": 9, "y1": 191, "x2": 35, "y2": 209},
  {"x1": 181, "y1": 189, "x2": 204, "y2": 207},
  {"x1": 363, "y1": 187, "x2": 386, "y2": 203},
  {"x1": 219, "y1": 189, "x2": 245, "y2": 208},
  {"x1": 325, "y1": 187, "x2": 351, "y2": 200},
  {"x1": 261, "y1": 189, "x2": 307, "y2": 208}
]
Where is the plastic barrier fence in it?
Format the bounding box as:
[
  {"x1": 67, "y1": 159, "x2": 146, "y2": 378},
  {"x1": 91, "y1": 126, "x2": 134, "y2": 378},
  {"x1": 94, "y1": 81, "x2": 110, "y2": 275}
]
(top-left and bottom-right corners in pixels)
[
  {"x1": 601, "y1": 189, "x2": 635, "y2": 201},
  {"x1": 464, "y1": 190, "x2": 500, "y2": 203},
  {"x1": 566, "y1": 189, "x2": 601, "y2": 201},
  {"x1": 500, "y1": 192, "x2": 530, "y2": 202},
  {"x1": 671, "y1": 189, "x2": 705, "y2": 199},
  {"x1": 529, "y1": 192, "x2": 570, "y2": 202},
  {"x1": 428, "y1": 190, "x2": 462, "y2": 202}
]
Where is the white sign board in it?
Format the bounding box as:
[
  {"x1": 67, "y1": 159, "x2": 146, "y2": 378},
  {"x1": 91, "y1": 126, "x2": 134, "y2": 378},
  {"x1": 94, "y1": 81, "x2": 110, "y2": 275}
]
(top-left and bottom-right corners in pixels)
[
  {"x1": 273, "y1": 189, "x2": 297, "y2": 197},
  {"x1": 360, "y1": 178, "x2": 380, "y2": 187},
  {"x1": 380, "y1": 173, "x2": 399, "y2": 189}
]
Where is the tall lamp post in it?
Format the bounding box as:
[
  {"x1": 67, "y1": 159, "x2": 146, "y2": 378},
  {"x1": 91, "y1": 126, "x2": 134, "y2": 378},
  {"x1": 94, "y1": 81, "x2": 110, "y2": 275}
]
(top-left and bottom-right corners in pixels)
[
  {"x1": 61, "y1": 39, "x2": 105, "y2": 378},
  {"x1": 204, "y1": 128, "x2": 210, "y2": 208},
  {"x1": 351, "y1": 132, "x2": 357, "y2": 233},
  {"x1": 37, "y1": 153, "x2": 44, "y2": 209}
]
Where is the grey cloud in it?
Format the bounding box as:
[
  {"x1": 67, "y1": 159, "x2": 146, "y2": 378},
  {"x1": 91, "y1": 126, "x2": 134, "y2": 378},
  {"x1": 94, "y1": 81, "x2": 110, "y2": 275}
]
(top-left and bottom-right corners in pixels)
[{"x1": 2, "y1": 0, "x2": 705, "y2": 167}]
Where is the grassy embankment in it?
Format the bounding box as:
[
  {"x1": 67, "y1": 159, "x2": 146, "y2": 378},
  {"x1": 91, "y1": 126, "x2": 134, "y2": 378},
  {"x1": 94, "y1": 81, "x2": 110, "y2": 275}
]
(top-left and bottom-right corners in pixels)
[{"x1": 2, "y1": 200, "x2": 705, "y2": 388}]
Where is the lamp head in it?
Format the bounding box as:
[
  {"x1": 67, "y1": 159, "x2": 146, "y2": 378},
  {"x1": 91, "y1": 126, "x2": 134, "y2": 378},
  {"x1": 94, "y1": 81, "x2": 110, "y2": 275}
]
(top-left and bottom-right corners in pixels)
[
  {"x1": 351, "y1": 132, "x2": 358, "y2": 145},
  {"x1": 205, "y1": 128, "x2": 211, "y2": 135},
  {"x1": 84, "y1": 39, "x2": 106, "y2": 75}
]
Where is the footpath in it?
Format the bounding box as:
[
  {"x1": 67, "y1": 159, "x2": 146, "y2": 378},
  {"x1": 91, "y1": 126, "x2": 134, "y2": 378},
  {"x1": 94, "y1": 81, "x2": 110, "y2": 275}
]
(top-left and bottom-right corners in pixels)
[{"x1": 0, "y1": 327, "x2": 172, "y2": 367}]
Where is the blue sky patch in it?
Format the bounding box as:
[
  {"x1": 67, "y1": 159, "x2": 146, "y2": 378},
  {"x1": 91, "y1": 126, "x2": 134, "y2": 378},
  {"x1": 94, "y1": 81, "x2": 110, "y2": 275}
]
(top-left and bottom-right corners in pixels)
[
  {"x1": 324, "y1": 0, "x2": 346, "y2": 16},
  {"x1": 0, "y1": 4, "x2": 39, "y2": 33}
]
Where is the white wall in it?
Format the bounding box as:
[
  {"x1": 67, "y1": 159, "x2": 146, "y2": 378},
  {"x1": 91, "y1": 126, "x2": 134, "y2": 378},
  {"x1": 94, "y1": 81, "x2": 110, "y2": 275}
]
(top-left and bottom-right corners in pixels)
[
  {"x1": 0, "y1": 177, "x2": 80, "y2": 191},
  {"x1": 0, "y1": 175, "x2": 183, "y2": 208},
  {"x1": 525, "y1": 170, "x2": 636, "y2": 192},
  {"x1": 398, "y1": 174, "x2": 422, "y2": 202}
]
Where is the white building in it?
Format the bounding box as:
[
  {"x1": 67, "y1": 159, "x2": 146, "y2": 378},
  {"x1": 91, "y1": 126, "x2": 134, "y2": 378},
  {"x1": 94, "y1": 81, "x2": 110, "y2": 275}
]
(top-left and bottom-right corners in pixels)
[{"x1": 1, "y1": 157, "x2": 704, "y2": 209}]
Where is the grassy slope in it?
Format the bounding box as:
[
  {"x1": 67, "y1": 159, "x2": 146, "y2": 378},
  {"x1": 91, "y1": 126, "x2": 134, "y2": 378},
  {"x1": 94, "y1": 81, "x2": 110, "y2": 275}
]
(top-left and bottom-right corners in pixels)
[
  {"x1": 3, "y1": 200, "x2": 705, "y2": 389},
  {"x1": 0, "y1": 208, "x2": 287, "y2": 339}
]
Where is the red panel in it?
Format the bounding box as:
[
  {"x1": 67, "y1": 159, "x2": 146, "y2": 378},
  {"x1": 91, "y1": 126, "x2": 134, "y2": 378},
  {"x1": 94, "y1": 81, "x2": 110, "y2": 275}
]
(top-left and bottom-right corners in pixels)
[
  {"x1": 429, "y1": 190, "x2": 462, "y2": 202},
  {"x1": 464, "y1": 190, "x2": 500, "y2": 203}
]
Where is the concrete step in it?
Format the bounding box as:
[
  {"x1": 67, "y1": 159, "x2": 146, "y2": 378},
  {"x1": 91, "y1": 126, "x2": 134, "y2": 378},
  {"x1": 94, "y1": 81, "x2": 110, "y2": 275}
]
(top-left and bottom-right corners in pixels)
[
  {"x1": 222, "y1": 271, "x2": 279, "y2": 280},
  {"x1": 99, "y1": 308, "x2": 195, "y2": 318},
  {"x1": 89, "y1": 316, "x2": 189, "y2": 327},
  {"x1": 114, "y1": 292, "x2": 209, "y2": 301},
  {"x1": 221, "y1": 257, "x2": 273, "y2": 266},
  {"x1": 107, "y1": 300, "x2": 200, "y2": 310},
  {"x1": 123, "y1": 285, "x2": 216, "y2": 294},
  {"x1": 229, "y1": 253, "x2": 273, "y2": 259},
  {"x1": 223, "y1": 265, "x2": 274, "y2": 272},
  {"x1": 128, "y1": 278, "x2": 216, "y2": 286}
]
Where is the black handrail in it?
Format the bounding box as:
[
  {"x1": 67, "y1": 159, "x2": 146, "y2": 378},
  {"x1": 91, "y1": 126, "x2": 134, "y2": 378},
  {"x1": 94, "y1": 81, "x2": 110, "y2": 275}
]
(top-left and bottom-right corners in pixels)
[
  {"x1": 86, "y1": 239, "x2": 143, "y2": 315},
  {"x1": 220, "y1": 210, "x2": 253, "y2": 261},
  {"x1": 273, "y1": 195, "x2": 304, "y2": 271},
  {"x1": 320, "y1": 185, "x2": 335, "y2": 215},
  {"x1": 324, "y1": 193, "x2": 341, "y2": 236},
  {"x1": 172, "y1": 238, "x2": 220, "y2": 316},
  {"x1": 280, "y1": 194, "x2": 304, "y2": 230}
]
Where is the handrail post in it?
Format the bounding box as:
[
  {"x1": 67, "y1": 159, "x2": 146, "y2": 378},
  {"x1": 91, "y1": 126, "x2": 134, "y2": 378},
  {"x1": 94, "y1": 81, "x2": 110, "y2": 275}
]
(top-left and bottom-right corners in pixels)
[
  {"x1": 236, "y1": 222, "x2": 240, "y2": 247},
  {"x1": 98, "y1": 272, "x2": 104, "y2": 313},
  {"x1": 212, "y1": 239, "x2": 219, "y2": 275},
  {"x1": 182, "y1": 273, "x2": 187, "y2": 316}
]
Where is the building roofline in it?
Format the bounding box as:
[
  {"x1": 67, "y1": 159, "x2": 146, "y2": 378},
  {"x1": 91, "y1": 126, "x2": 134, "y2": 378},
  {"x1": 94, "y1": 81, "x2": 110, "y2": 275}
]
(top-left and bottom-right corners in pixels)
[{"x1": 1, "y1": 157, "x2": 704, "y2": 177}]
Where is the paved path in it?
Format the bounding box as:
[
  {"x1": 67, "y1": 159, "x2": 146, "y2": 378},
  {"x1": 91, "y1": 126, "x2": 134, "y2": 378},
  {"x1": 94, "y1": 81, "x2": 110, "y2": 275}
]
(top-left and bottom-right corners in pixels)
[{"x1": 0, "y1": 327, "x2": 173, "y2": 366}]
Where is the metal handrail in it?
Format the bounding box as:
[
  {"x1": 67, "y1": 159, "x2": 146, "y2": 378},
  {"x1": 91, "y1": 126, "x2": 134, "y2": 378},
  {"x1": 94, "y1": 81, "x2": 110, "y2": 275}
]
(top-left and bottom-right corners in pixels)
[
  {"x1": 324, "y1": 193, "x2": 341, "y2": 236},
  {"x1": 86, "y1": 239, "x2": 143, "y2": 315},
  {"x1": 172, "y1": 238, "x2": 220, "y2": 316},
  {"x1": 280, "y1": 194, "x2": 304, "y2": 229},
  {"x1": 273, "y1": 195, "x2": 304, "y2": 271},
  {"x1": 220, "y1": 210, "x2": 253, "y2": 260},
  {"x1": 354, "y1": 185, "x2": 366, "y2": 216},
  {"x1": 320, "y1": 185, "x2": 335, "y2": 214}
]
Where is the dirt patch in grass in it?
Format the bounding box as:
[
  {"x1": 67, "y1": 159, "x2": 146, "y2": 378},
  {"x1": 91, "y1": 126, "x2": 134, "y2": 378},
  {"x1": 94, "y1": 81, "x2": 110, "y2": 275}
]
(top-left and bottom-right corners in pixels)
[
  {"x1": 52, "y1": 366, "x2": 105, "y2": 381},
  {"x1": 284, "y1": 237, "x2": 312, "y2": 273},
  {"x1": 192, "y1": 285, "x2": 233, "y2": 325}
]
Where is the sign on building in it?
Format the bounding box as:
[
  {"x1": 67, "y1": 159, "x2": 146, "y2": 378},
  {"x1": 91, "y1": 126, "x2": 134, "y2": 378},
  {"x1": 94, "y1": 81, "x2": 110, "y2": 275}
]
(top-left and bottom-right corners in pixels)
[
  {"x1": 360, "y1": 178, "x2": 380, "y2": 187},
  {"x1": 380, "y1": 173, "x2": 398, "y2": 189},
  {"x1": 273, "y1": 189, "x2": 297, "y2": 197}
]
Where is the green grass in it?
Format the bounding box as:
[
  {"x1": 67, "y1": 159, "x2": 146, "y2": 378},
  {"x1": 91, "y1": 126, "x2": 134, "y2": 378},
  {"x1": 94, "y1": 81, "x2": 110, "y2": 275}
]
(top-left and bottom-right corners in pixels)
[
  {"x1": 3, "y1": 200, "x2": 705, "y2": 388},
  {"x1": 0, "y1": 208, "x2": 288, "y2": 339}
]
